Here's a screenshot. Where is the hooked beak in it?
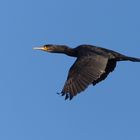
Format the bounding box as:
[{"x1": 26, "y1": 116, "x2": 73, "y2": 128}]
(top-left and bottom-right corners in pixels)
[{"x1": 33, "y1": 47, "x2": 45, "y2": 51}]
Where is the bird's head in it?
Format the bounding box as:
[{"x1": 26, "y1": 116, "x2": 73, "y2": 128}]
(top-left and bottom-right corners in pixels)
[
  {"x1": 33, "y1": 44, "x2": 60, "y2": 52},
  {"x1": 33, "y1": 44, "x2": 77, "y2": 56},
  {"x1": 33, "y1": 44, "x2": 71, "y2": 54}
]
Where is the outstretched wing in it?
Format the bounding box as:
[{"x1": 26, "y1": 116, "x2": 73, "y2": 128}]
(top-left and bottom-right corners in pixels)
[{"x1": 61, "y1": 55, "x2": 109, "y2": 100}]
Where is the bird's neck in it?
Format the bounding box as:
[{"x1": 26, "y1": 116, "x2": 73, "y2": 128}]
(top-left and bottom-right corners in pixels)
[
  {"x1": 64, "y1": 47, "x2": 77, "y2": 57},
  {"x1": 51, "y1": 45, "x2": 77, "y2": 57}
]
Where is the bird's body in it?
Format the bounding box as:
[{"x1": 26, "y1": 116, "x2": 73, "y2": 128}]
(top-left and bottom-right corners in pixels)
[{"x1": 34, "y1": 44, "x2": 140, "y2": 100}]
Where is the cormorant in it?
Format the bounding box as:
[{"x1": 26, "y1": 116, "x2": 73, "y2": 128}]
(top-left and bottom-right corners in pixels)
[{"x1": 33, "y1": 44, "x2": 140, "y2": 100}]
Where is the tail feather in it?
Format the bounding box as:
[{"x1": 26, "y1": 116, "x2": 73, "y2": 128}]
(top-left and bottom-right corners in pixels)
[{"x1": 120, "y1": 56, "x2": 140, "y2": 62}]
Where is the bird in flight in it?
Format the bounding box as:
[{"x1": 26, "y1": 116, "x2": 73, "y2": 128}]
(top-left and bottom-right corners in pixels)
[{"x1": 34, "y1": 44, "x2": 140, "y2": 100}]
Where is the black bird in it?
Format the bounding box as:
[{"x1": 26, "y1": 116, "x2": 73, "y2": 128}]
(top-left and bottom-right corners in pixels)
[{"x1": 34, "y1": 44, "x2": 140, "y2": 100}]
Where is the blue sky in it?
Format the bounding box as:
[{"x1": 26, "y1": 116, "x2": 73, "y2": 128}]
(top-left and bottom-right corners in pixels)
[{"x1": 0, "y1": 0, "x2": 140, "y2": 139}]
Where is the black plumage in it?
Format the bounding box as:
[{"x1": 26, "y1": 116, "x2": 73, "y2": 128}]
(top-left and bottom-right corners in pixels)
[{"x1": 34, "y1": 44, "x2": 140, "y2": 100}]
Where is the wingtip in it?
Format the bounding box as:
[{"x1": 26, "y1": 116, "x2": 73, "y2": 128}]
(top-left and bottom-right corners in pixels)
[{"x1": 57, "y1": 91, "x2": 73, "y2": 100}]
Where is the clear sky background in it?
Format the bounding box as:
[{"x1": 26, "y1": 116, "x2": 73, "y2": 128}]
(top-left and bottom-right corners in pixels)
[{"x1": 0, "y1": 0, "x2": 140, "y2": 140}]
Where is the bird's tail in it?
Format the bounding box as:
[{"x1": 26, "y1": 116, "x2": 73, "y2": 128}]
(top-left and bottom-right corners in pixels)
[{"x1": 119, "y1": 55, "x2": 140, "y2": 62}]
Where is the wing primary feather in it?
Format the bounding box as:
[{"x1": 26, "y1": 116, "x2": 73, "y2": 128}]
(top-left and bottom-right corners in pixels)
[
  {"x1": 69, "y1": 84, "x2": 75, "y2": 96},
  {"x1": 65, "y1": 93, "x2": 69, "y2": 100},
  {"x1": 79, "y1": 79, "x2": 88, "y2": 87},
  {"x1": 76, "y1": 79, "x2": 85, "y2": 91},
  {"x1": 71, "y1": 84, "x2": 77, "y2": 96},
  {"x1": 74, "y1": 80, "x2": 83, "y2": 93}
]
